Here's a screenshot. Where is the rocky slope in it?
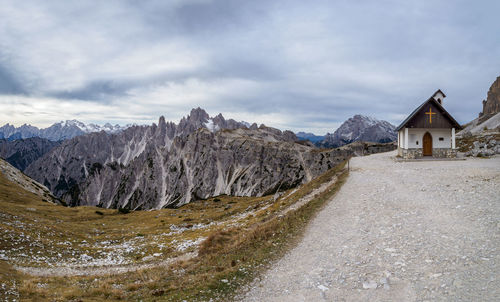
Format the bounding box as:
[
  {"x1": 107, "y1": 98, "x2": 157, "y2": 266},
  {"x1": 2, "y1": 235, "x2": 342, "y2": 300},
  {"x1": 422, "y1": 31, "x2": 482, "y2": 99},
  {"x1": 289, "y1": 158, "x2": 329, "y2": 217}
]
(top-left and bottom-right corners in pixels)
[
  {"x1": 0, "y1": 120, "x2": 129, "y2": 141},
  {"x1": 317, "y1": 115, "x2": 396, "y2": 148},
  {"x1": 457, "y1": 129, "x2": 500, "y2": 157},
  {"x1": 0, "y1": 158, "x2": 60, "y2": 204},
  {"x1": 460, "y1": 112, "x2": 500, "y2": 136},
  {"x1": 25, "y1": 108, "x2": 349, "y2": 209},
  {"x1": 0, "y1": 137, "x2": 61, "y2": 171}
]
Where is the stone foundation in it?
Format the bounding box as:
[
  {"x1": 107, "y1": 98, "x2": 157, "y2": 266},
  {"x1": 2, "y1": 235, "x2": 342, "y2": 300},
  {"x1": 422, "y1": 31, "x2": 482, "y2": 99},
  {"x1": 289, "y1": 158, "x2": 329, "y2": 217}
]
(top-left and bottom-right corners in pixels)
[{"x1": 399, "y1": 147, "x2": 457, "y2": 159}]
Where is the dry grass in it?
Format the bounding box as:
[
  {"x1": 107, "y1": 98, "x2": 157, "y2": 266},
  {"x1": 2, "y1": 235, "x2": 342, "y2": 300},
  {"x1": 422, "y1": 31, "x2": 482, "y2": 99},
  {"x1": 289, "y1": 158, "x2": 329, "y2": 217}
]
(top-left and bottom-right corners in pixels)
[{"x1": 0, "y1": 160, "x2": 348, "y2": 301}]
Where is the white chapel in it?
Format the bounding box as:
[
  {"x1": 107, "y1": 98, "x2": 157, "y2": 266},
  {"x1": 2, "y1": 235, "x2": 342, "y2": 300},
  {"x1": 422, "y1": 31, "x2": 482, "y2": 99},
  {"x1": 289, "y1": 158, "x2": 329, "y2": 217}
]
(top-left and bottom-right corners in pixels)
[{"x1": 396, "y1": 90, "x2": 462, "y2": 159}]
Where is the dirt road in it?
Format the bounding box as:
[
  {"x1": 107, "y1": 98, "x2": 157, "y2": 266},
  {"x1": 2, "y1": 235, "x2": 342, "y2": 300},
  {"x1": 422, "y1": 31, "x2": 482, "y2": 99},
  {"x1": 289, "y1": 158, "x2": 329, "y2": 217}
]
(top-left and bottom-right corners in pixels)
[{"x1": 238, "y1": 151, "x2": 500, "y2": 301}]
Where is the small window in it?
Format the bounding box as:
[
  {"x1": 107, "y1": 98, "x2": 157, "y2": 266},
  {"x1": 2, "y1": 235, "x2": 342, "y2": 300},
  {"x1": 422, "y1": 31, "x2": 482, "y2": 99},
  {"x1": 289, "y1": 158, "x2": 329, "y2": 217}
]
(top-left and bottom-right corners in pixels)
[
  {"x1": 416, "y1": 141, "x2": 419, "y2": 145},
  {"x1": 439, "y1": 137, "x2": 444, "y2": 141}
]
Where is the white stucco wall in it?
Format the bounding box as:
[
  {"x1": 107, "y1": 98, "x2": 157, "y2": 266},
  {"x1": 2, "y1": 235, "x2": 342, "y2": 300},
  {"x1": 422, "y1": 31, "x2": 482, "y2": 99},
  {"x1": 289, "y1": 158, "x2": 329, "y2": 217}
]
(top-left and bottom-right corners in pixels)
[{"x1": 406, "y1": 128, "x2": 452, "y2": 148}]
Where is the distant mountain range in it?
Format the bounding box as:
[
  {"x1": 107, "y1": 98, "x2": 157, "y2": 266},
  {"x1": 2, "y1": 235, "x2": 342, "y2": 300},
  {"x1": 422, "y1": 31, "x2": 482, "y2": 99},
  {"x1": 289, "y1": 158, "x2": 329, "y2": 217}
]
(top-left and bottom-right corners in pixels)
[
  {"x1": 296, "y1": 132, "x2": 325, "y2": 143},
  {"x1": 0, "y1": 120, "x2": 129, "y2": 141},
  {"x1": 316, "y1": 115, "x2": 397, "y2": 148},
  {"x1": 1, "y1": 113, "x2": 397, "y2": 175},
  {"x1": 25, "y1": 108, "x2": 346, "y2": 209},
  {"x1": 1, "y1": 114, "x2": 397, "y2": 150}
]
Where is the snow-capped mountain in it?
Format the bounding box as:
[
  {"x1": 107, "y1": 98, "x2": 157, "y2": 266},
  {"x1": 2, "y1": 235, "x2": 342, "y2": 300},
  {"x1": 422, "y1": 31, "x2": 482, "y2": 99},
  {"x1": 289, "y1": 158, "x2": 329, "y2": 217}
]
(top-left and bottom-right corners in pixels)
[
  {"x1": 0, "y1": 120, "x2": 129, "y2": 141},
  {"x1": 317, "y1": 115, "x2": 396, "y2": 148}
]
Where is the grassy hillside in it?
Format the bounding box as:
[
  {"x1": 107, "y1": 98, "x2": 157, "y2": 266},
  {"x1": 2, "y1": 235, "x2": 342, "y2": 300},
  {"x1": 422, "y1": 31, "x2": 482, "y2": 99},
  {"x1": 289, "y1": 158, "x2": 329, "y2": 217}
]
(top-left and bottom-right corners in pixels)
[{"x1": 0, "y1": 159, "x2": 348, "y2": 301}]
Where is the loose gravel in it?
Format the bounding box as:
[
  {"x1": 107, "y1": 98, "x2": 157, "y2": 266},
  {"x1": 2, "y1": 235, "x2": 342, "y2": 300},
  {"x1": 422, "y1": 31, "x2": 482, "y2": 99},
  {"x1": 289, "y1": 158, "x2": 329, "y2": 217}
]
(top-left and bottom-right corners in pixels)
[{"x1": 238, "y1": 151, "x2": 500, "y2": 301}]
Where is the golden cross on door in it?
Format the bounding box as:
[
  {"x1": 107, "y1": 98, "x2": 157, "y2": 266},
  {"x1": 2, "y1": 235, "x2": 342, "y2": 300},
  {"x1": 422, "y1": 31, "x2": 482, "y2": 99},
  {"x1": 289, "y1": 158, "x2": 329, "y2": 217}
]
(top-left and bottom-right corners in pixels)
[{"x1": 425, "y1": 107, "x2": 436, "y2": 124}]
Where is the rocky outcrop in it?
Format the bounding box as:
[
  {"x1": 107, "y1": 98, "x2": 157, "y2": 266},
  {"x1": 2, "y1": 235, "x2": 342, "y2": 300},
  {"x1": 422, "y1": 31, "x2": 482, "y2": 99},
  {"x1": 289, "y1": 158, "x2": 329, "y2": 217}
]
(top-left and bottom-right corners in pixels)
[
  {"x1": 75, "y1": 128, "x2": 346, "y2": 209},
  {"x1": 317, "y1": 115, "x2": 396, "y2": 148},
  {"x1": 25, "y1": 108, "x2": 336, "y2": 209},
  {"x1": 0, "y1": 137, "x2": 61, "y2": 171},
  {"x1": 465, "y1": 138, "x2": 500, "y2": 157},
  {"x1": 479, "y1": 76, "x2": 500, "y2": 122}
]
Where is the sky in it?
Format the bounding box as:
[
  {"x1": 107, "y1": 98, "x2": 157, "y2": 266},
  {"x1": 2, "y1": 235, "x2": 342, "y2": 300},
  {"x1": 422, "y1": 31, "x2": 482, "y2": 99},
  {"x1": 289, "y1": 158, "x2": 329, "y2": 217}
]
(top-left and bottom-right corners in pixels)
[{"x1": 0, "y1": 0, "x2": 499, "y2": 134}]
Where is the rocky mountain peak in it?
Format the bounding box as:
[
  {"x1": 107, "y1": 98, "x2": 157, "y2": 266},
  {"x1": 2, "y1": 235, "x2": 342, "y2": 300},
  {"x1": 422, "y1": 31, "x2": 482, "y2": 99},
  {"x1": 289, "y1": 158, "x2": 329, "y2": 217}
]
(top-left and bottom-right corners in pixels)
[
  {"x1": 479, "y1": 75, "x2": 500, "y2": 122},
  {"x1": 317, "y1": 115, "x2": 396, "y2": 148},
  {"x1": 188, "y1": 107, "x2": 210, "y2": 123},
  {"x1": 158, "y1": 116, "x2": 166, "y2": 128},
  {"x1": 177, "y1": 107, "x2": 210, "y2": 136}
]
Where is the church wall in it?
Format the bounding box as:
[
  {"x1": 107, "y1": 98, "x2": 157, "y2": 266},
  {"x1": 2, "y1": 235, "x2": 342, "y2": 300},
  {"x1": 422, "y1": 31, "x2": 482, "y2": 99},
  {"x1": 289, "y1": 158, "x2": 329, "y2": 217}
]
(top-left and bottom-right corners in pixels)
[
  {"x1": 407, "y1": 128, "x2": 451, "y2": 149},
  {"x1": 407, "y1": 128, "x2": 423, "y2": 148},
  {"x1": 398, "y1": 130, "x2": 404, "y2": 148},
  {"x1": 397, "y1": 131, "x2": 402, "y2": 156},
  {"x1": 398, "y1": 128, "x2": 456, "y2": 159},
  {"x1": 431, "y1": 129, "x2": 452, "y2": 148}
]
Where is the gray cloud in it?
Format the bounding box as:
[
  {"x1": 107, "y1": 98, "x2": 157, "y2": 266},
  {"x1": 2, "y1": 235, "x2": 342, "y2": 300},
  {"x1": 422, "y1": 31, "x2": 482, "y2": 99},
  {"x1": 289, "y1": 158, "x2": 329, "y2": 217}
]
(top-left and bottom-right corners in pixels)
[
  {"x1": 0, "y1": 65, "x2": 25, "y2": 94},
  {"x1": 50, "y1": 80, "x2": 129, "y2": 101},
  {"x1": 0, "y1": 0, "x2": 499, "y2": 133}
]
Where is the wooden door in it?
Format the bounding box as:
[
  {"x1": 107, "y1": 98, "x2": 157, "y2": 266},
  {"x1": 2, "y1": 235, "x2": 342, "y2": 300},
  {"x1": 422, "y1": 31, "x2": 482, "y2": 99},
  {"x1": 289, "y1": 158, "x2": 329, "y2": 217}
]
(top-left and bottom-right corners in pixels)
[{"x1": 423, "y1": 132, "x2": 432, "y2": 156}]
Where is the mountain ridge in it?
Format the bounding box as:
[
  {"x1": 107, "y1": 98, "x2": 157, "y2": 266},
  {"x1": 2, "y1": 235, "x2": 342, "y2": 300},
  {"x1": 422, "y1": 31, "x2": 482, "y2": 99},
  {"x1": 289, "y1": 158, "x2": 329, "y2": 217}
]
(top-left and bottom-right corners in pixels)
[
  {"x1": 296, "y1": 132, "x2": 325, "y2": 143},
  {"x1": 316, "y1": 115, "x2": 396, "y2": 148},
  {"x1": 24, "y1": 108, "x2": 347, "y2": 209},
  {"x1": 0, "y1": 120, "x2": 129, "y2": 141}
]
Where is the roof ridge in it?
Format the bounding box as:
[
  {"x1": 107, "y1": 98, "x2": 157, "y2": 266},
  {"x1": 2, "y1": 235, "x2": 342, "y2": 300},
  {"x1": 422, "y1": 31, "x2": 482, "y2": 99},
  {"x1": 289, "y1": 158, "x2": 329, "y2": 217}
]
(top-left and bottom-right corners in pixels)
[{"x1": 396, "y1": 93, "x2": 461, "y2": 131}]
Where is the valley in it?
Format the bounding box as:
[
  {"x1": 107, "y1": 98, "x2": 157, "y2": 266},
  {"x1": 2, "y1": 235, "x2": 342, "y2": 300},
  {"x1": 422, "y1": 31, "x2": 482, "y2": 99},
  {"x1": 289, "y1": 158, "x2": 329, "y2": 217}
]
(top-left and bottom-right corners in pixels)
[{"x1": 0, "y1": 156, "x2": 348, "y2": 301}]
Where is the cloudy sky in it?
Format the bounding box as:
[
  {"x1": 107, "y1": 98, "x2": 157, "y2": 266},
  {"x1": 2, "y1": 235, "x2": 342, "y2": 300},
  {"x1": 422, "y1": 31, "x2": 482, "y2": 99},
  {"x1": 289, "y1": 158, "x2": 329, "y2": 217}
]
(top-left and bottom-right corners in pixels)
[{"x1": 0, "y1": 0, "x2": 499, "y2": 134}]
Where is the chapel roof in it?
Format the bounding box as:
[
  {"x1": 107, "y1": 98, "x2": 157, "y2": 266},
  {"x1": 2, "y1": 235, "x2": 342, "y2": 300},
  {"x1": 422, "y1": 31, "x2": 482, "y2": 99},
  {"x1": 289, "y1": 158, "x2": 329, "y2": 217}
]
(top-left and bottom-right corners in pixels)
[{"x1": 396, "y1": 90, "x2": 462, "y2": 131}]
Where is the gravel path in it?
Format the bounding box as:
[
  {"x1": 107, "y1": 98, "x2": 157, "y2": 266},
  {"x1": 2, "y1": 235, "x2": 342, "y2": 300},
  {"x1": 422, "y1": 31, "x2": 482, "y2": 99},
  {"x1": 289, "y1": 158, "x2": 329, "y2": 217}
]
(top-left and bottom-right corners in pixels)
[
  {"x1": 14, "y1": 253, "x2": 195, "y2": 277},
  {"x1": 238, "y1": 151, "x2": 500, "y2": 301}
]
